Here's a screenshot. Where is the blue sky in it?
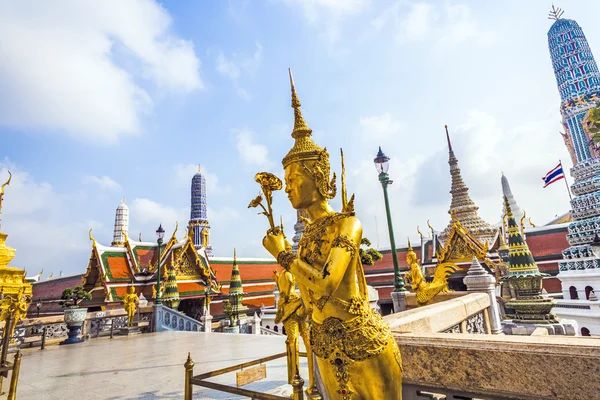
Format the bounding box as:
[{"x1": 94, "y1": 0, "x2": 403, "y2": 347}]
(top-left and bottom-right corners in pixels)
[{"x1": 0, "y1": 0, "x2": 597, "y2": 277}]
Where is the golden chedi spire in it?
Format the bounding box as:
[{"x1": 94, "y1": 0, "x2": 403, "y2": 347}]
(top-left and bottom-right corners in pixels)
[
  {"x1": 282, "y1": 69, "x2": 323, "y2": 168},
  {"x1": 439, "y1": 125, "x2": 498, "y2": 246}
]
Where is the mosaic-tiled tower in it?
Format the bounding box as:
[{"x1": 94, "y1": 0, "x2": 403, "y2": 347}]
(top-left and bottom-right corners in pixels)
[
  {"x1": 548, "y1": 8, "x2": 600, "y2": 163},
  {"x1": 111, "y1": 198, "x2": 129, "y2": 246},
  {"x1": 188, "y1": 165, "x2": 212, "y2": 257},
  {"x1": 549, "y1": 10, "x2": 600, "y2": 277}
]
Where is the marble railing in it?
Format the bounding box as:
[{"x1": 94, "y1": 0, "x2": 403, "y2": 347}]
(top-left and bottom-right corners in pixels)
[
  {"x1": 385, "y1": 293, "x2": 600, "y2": 399},
  {"x1": 260, "y1": 326, "x2": 283, "y2": 336},
  {"x1": 2, "y1": 307, "x2": 154, "y2": 347},
  {"x1": 385, "y1": 293, "x2": 493, "y2": 335},
  {"x1": 153, "y1": 304, "x2": 203, "y2": 333}
]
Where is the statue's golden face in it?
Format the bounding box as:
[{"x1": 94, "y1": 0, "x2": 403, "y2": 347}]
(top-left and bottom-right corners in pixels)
[{"x1": 284, "y1": 162, "x2": 322, "y2": 209}]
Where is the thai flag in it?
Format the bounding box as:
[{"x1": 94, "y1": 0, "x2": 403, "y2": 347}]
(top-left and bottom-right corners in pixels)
[{"x1": 543, "y1": 163, "x2": 565, "y2": 188}]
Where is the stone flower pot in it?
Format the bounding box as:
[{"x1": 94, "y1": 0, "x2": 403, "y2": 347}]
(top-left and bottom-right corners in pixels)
[{"x1": 60, "y1": 308, "x2": 88, "y2": 345}]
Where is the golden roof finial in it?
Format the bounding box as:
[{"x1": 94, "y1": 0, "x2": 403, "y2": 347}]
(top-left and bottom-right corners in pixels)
[
  {"x1": 138, "y1": 232, "x2": 142, "y2": 242},
  {"x1": 88, "y1": 228, "x2": 97, "y2": 247},
  {"x1": 121, "y1": 197, "x2": 126, "y2": 204},
  {"x1": 172, "y1": 221, "x2": 178, "y2": 238},
  {"x1": 197, "y1": 165, "x2": 201, "y2": 173},
  {"x1": 233, "y1": 247, "x2": 237, "y2": 264},
  {"x1": 417, "y1": 226, "x2": 423, "y2": 240},
  {"x1": 0, "y1": 171, "x2": 12, "y2": 215}
]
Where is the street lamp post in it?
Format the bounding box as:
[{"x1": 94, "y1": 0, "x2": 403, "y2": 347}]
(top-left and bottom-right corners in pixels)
[
  {"x1": 155, "y1": 224, "x2": 165, "y2": 305},
  {"x1": 374, "y1": 147, "x2": 406, "y2": 293}
]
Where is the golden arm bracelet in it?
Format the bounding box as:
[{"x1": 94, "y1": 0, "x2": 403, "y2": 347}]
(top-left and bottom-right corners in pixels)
[
  {"x1": 277, "y1": 251, "x2": 296, "y2": 270},
  {"x1": 331, "y1": 235, "x2": 357, "y2": 258}
]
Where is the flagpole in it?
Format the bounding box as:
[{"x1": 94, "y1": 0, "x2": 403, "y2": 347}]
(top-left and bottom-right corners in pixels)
[{"x1": 559, "y1": 159, "x2": 573, "y2": 201}]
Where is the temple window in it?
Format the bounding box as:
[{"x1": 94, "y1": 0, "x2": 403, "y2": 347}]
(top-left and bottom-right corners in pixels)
[
  {"x1": 585, "y1": 286, "x2": 594, "y2": 300},
  {"x1": 581, "y1": 327, "x2": 591, "y2": 336},
  {"x1": 569, "y1": 286, "x2": 579, "y2": 300}
]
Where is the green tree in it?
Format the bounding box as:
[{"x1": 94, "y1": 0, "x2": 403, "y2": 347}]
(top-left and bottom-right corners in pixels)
[
  {"x1": 588, "y1": 102, "x2": 600, "y2": 142},
  {"x1": 359, "y1": 238, "x2": 383, "y2": 266},
  {"x1": 59, "y1": 286, "x2": 92, "y2": 308}
]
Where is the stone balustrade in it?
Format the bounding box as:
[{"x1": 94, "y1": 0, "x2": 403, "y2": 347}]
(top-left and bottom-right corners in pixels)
[
  {"x1": 383, "y1": 292, "x2": 600, "y2": 399},
  {"x1": 397, "y1": 333, "x2": 600, "y2": 400}
]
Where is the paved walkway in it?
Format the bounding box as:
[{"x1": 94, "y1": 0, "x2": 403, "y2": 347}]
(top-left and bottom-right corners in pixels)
[{"x1": 17, "y1": 332, "x2": 308, "y2": 399}]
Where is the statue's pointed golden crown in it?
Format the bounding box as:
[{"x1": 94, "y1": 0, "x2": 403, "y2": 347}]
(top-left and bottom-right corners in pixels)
[{"x1": 282, "y1": 69, "x2": 323, "y2": 168}]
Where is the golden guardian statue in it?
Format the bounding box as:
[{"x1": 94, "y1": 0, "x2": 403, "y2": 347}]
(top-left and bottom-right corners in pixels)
[
  {"x1": 260, "y1": 70, "x2": 402, "y2": 400},
  {"x1": 122, "y1": 283, "x2": 139, "y2": 327}
]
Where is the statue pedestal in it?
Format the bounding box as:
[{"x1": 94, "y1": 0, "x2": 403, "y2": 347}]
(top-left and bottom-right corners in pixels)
[
  {"x1": 391, "y1": 291, "x2": 407, "y2": 313},
  {"x1": 223, "y1": 326, "x2": 240, "y2": 334},
  {"x1": 120, "y1": 323, "x2": 142, "y2": 336}
]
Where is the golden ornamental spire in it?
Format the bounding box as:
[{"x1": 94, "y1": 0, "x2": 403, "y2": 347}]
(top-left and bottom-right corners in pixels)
[
  {"x1": 282, "y1": 69, "x2": 323, "y2": 168},
  {"x1": 121, "y1": 197, "x2": 126, "y2": 204},
  {"x1": 197, "y1": 165, "x2": 201, "y2": 173},
  {"x1": 0, "y1": 171, "x2": 12, "y2": 217},
  {"x1": 88, "y1": 228, "x2": 97, "y2": 248},
  {"x1": 233, "y1": 247, "x2": 237, "y2": 264}
]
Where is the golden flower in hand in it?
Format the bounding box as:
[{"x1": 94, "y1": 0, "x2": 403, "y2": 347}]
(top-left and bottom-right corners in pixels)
[
  {"x1": 255, "y1": 172, "x2": 282, "y2": 191},
  {"x1": 248, "y1": 194, "x2": 263, "y2": 208}
]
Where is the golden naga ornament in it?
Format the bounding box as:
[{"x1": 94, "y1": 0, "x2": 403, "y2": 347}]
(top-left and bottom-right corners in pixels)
[
  {"x1": 404, "y1": 238, "x2": 458, "y2": 306},
  {"x1": 257, "y1": 70, "x2": 402, "y2": 400}
]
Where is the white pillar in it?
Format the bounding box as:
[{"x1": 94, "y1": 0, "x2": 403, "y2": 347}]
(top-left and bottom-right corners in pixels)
[
  {"x1": 463, "y1": 256, "x2": 503, "y2": 334},
  {"x1": 201, "y1": 313, "x2": 212, "y2": 334},
  {"x1": 252, "y1": 312, "x2": 261, "y2": 335}
]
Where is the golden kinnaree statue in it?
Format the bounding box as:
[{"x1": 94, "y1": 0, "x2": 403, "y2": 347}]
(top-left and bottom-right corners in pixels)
[
  {"x1": 260, "y1": 70, "x2": 402, "y2": 400},
  {"x1": 122, "y1": 283, "x2": 139, "y2": 327},
  {"x1": 405, "y1": 239, "x2": 458, "y2": 306}
]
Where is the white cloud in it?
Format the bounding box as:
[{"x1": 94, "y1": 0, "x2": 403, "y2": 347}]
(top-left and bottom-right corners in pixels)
[
  {"x1": 0, "y1": 0, "x2": 203, "y2": 143},
  {"x1": 367, "y1": 1, "x2": 493, "y2": 49},
  {"x1": 399, "y1": 3, "x2": 434, "y2": 41},
  {"x1": 280, "y1": 0, "x2": 370, "y2": 46},
  {"x1": 215, "y1": 43, "x2": 262, "y2": 99},
  {"x1": 0, "y1": 161, "x2": 103, "y2": 277},
  {"x1": 172, "y1": 164, "x2": 232, "y2": 195},
  {"x1": 282, "y1": 0, "x2": 370, "y2": 22},
  {"x1": 359, "y1": 113, "x2": 405, "y2": 141},
  {"x1": 234, "y1": 129, "x2": 274, "y2": 168},
  {"x1": 216, "y1": 53, "x2": 241, "y2": 80},
  {"x1": 83, "y1": 175, "x2": 122, "y2": 192}
]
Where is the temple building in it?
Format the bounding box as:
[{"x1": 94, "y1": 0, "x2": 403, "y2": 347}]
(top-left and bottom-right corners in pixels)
[
  {"x1": 547, "y1": 9, "x2": 600, "y2": 336},
  {"x1": 31, "y1": 168, "x2": 279, "y2": 321}
]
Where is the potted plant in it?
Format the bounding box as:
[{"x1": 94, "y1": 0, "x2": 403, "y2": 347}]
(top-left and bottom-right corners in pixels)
[{"x1": 59, "y1": 286, "x2": 92, "y2": 345}]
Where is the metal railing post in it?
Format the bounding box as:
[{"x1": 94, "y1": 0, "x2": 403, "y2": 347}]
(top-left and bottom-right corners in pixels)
[
  {"x1": 6, "y1": 350, "x2": 21, "y2": 400},
  {"x1": 40, "y1": 326, "x2": 46, "y2": 350},
  {"x1": 184, "y1": 352, "x2": 194, "y2": 400},
  {"x1": 110, "y1": 317, "x2": 115, "y2": 339}
]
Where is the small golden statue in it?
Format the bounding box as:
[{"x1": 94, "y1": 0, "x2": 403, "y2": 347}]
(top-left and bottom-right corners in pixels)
[
  {"x1": 122, "y1": 283, "x2": 139, "y2": 327},
  {"x1": 405, "y1": 239, "x2": 458, "y2": 306},
  {"x1": 273, "y1": 269, "x2": 317, "y2": 392},
  {"x1": 259, "y1": 70, "x2": 402, "y2": 399}
]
